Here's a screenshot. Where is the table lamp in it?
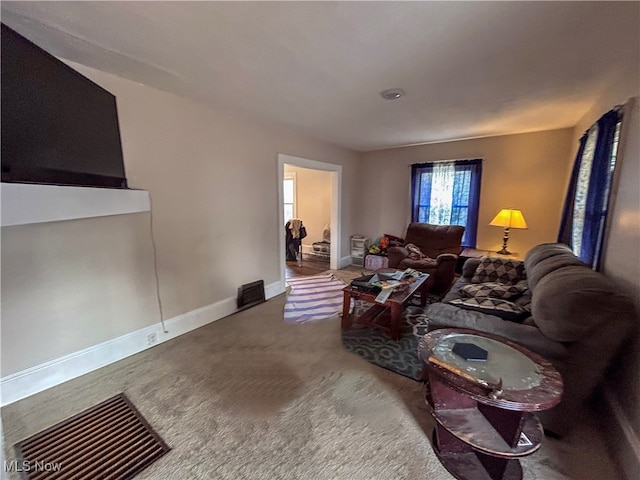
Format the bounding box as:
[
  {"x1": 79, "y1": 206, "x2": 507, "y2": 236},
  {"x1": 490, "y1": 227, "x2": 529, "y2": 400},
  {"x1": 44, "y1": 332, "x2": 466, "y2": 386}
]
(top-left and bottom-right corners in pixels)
[{"x1": 489, "y1": 209, "x2": 528, "y2": 255}]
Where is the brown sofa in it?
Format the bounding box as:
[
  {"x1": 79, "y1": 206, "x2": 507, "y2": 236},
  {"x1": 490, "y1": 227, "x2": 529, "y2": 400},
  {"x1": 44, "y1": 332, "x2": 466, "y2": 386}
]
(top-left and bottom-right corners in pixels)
[
  {"x1": 425, "y1": 243, "x2": 638, "y2": 436},
  {"x1": 387, "y1": 223, "x2": 464, "y2": 294}
]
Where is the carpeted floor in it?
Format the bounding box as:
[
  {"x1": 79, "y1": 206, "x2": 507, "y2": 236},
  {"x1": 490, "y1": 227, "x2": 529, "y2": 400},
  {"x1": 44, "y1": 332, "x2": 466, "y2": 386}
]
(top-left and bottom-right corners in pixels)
[{"x1": 1, "y1": 272, "x2": 623, "y2": 479}]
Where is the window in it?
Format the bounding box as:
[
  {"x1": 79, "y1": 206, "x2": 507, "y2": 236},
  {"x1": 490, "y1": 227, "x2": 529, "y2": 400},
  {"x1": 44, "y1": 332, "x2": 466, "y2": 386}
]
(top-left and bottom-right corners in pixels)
[
  {"x1": 411, "y1": 159, "x2": 482, "y2": 248},
  {"x1": 283, "y1": 174, "x2": 296, "y2": 222},
  {"x1": 559, "y1": 108, "x2": 623, "y2": 270}
]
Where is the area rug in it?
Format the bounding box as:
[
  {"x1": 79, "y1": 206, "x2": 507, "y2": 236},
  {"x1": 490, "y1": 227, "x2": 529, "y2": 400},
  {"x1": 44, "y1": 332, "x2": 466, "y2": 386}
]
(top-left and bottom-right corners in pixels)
[
  {"x1": 284, "y1": 273, "x2": 347, "y2": 323},
  {"x1": 341, "y1": 298, "x2": 438, "y2": 381},
  {"x1": 14, "y1": 393, "x2": 170, "y2": 480}
]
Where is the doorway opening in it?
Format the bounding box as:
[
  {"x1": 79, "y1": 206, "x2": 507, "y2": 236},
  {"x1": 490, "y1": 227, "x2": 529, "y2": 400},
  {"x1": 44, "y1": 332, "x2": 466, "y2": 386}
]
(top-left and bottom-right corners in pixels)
[{"x1": 277, "y1": 154, "x2": 341, "y2": 283}]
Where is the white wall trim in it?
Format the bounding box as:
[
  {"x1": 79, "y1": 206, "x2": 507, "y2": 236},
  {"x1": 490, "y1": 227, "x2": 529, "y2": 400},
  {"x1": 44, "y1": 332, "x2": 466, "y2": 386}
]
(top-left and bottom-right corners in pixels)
[
  {"x1": 1, "y1": 183, "x2": 150, "y2": 226},
  {"x1": 604, "y1": 387, "x2": 640, "y2": 479},
  {"x1": 0, "y1": 280, "x2": 285, "y2": 407},
  {"x1": 277, "y1": 153, "x2": 342, "y2": 284},
  {"x1": 340, "y1": 255, "x2": 353, "y2": 269},
  {"x1": 265, "y1": 280, "x2": 286, "y2": 299}
]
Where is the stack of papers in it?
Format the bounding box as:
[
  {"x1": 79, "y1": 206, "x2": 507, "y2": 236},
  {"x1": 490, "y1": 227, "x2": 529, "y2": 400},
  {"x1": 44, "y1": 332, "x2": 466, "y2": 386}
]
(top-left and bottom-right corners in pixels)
[
  {"x1": 368, "y1": 269, "x2": 423, "y2": 304},
  {"x1": 374, "y1": 288, "x2": 395, "y2": 304}
]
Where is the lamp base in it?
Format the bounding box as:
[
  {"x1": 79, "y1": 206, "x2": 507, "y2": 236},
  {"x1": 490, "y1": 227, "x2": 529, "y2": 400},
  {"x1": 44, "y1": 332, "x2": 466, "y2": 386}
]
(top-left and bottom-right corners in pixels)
[{"x1": 497, "y1": 227, "x2": 512, "y2": 255}]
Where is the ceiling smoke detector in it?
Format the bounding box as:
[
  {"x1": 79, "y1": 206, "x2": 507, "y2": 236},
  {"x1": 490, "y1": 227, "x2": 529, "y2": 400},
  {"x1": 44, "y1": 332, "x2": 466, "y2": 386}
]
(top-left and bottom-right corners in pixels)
[{"x1": 380, "y1": 88, "x2": 405, "y2": 100}]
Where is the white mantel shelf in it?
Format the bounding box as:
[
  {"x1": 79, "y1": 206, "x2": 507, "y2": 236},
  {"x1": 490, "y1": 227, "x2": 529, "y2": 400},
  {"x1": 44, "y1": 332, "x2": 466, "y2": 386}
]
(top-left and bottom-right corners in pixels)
[{"x1": 1, "y1": 183, "x2": 150, "y2": 227}]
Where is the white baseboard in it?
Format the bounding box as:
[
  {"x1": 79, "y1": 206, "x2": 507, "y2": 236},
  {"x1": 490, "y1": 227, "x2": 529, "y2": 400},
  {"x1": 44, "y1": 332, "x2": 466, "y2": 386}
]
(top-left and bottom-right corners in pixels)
[
  {"x1": 0, "y1": 280, "x2": 284, "y2": 407},
  {"x1": 339, "y1": 255, "x2": 353, "y2": 269},
  {"x1": 265, "y1": 280, "x2": 286, "y2": 299},
  {"x1": 604, "y1": 387, "x2": 640, "y2": 480}
]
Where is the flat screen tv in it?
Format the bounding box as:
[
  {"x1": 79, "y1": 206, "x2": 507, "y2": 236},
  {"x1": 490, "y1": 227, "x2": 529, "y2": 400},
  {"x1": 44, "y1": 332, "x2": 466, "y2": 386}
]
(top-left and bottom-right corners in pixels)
[{"x1": 1, "y1": 23, "x2": 128, "y2": 189}]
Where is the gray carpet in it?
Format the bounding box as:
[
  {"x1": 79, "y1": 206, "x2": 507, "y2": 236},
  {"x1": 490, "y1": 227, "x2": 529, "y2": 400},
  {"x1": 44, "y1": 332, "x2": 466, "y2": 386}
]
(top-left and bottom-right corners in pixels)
[{"x1": 1, "y1": 275, "x2": 623, "y2": 479}]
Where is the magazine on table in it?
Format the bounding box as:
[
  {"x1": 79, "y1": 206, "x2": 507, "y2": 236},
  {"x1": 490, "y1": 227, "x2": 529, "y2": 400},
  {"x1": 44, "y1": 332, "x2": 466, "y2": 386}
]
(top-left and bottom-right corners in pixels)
[
  {"x1": 350, "y1": 268, "x2": 422, "y2": 296},
  {"x1": 371, "y1": 278, "x2": 402, "y2": 289},
  {"x1": 374, "y1": 288, "x2": 394, "y2": 304},
  {"x1": 402, "y1": 268, "x2": 422, "y2": 279}
]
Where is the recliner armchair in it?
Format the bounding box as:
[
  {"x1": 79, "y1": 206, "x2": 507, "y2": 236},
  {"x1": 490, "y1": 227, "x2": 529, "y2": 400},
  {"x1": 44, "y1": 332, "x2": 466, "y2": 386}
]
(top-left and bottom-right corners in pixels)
[{"x1": 387, "y1": 223, "x2": 464, "y2": 294}]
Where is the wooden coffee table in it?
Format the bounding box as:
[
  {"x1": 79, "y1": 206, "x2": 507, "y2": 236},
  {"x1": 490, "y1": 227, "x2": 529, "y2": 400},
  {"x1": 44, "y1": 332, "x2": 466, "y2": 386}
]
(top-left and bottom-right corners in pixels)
[
  {"x1": 341, "y1": 269, "x2": 429, "y2": 340},
  {"x1": 419, "y1": 328, "x2": 563, "y2": 480}
]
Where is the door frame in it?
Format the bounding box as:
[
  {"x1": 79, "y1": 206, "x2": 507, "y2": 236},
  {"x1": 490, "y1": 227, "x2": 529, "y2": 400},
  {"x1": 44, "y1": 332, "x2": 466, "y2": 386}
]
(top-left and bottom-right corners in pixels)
[{"x1": 277, "y1": 153, "x2": 342, "y2": 284}]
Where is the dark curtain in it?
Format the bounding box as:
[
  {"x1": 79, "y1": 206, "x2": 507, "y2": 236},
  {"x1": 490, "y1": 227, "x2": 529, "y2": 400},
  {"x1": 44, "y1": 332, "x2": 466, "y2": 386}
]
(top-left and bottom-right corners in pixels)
[
  {"x1": 455, "y1": 160, "x2": 482, "y2": 248},
  {"x1": 411, "y1": 159, "x2": 482, "y2": 248},
  {"x1": 410, "y1": 163, "x2": 432, "y2": 223},
  {"x1": 557, "y1": 108, "x2": 622, "y2": 270}
]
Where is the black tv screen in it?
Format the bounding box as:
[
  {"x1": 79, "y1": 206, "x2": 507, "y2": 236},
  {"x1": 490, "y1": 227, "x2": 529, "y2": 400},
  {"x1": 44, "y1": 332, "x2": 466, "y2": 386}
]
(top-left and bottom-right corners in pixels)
[{"x1": 1, "y1": 23, "x2": 127, "y2": 188}]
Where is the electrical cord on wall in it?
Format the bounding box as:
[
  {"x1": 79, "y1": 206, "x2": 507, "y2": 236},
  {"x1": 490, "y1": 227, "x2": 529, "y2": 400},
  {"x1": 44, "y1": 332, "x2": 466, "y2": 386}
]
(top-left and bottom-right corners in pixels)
[{"x1": 148, "y1": 192, "x2": 168, "y2": 333}]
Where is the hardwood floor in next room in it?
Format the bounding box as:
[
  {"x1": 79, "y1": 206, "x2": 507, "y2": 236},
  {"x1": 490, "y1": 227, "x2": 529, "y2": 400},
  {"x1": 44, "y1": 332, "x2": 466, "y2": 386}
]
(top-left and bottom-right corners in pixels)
[
  {"x1": 285, "y1": 258, "x2": 331, "y2": 279},
  {"x1": 286, "y1": 259, "x2": 368, "y2": 286}
]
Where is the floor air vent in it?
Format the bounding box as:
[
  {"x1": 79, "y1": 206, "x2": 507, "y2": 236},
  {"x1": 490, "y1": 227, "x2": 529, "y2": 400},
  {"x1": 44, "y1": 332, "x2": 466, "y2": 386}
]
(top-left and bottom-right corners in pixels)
[
  {"x1": 14, "y1": 393, "x2": 170, "y2": 480},
  {"x1": 237, "y1": 280, "x2": 266, "y2": 310}
]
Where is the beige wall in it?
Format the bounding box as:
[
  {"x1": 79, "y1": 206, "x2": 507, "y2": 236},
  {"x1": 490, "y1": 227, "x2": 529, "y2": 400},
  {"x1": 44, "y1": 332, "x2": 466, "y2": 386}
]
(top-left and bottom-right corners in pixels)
[
  {"x1": 0, "y1": 63, "x2": 360, "y2": 376},
  {"x1": 1, "y1": 213, "x2": 159, "y2": 376},
  {"x1": 283, "y1": 164, "x2": 331, "y2": 245},
  {"x1": 359, "y1": 129, "x2": 574, "y2": 257}
]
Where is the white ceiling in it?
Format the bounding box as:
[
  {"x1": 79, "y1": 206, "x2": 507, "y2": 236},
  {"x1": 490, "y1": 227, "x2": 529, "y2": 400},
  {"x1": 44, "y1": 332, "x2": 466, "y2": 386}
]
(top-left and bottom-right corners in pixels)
[{"x1": 2, "y1": 1, "x2": 639, "y2": 151}]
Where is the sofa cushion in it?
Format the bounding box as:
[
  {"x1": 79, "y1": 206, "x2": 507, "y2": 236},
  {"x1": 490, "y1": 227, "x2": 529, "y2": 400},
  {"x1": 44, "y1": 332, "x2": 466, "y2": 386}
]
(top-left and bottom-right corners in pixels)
[
  {"x1": 426, "y1": 303, "x2": 569, "y2": 360},
  {"x1": 398, "y1": 257, "x2": 438, "y2": 271},
  {"x1": 462, "y1": 257, "x2": 483, "y2": 278},
  {"x1": 525, "y1": 248, "x2": 585, "y2": 291},
  {"x1": 460, "y1": 282, "x2": 527, "y2": 300},
  {"x1": 524, "y1": 243, "x2": 574, "y2": 267},
  {"x1": 471, "y1": 257, "x2": 525, "y2": 285},
  {"x1": 512, "y1": 283, "x2": 533, "y2": 311},
  {"x1": 448, "y1": 297, "x2": 529, "y2": 322},
  {"x1": 531, "y1": 265, "x2": 635, "y2": 342}
]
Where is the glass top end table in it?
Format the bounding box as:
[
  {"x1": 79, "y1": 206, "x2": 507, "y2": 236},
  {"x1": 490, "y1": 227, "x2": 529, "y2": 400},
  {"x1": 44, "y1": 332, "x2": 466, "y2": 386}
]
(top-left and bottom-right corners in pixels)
[{"x1": 419, "y1": 328, "x2": 563, "y2": 480}]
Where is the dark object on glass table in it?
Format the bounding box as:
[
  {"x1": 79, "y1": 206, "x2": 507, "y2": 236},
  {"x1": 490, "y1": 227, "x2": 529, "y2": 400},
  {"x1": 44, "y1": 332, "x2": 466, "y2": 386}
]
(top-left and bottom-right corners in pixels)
[
  {"x1": 452, "y1": 342, "x2": 488, "y2": 362},
  {"x1": 350, "y1": 274, "x2": 380, "y2": 293}
]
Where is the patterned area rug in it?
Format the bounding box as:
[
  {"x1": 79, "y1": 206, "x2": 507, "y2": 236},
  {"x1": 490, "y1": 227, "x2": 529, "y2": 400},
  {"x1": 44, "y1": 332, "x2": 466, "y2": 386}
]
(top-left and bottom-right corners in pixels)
[
  {"x1": 284, "y1": 273, "x2": 347, "y2": 323},
  {"x1": 341, "y1": 298, "x2": 438, "y2": 381}
]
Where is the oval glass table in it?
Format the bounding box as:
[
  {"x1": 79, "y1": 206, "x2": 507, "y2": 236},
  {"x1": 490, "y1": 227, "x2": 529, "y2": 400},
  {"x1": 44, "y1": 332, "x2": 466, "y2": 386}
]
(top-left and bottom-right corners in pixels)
[{"x1": 418, "y1": 328, "x2": 563, "y2": 480}]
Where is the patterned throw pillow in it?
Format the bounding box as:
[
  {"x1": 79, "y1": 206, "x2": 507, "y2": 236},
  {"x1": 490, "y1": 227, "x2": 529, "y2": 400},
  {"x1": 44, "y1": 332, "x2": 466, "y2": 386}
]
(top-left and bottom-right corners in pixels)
[
  {"x1": 460, "y1": 282, "x2": 527, "y2": 300},
  {"x1": 448, "y1": 297, "x2": 529, "y2": 322},
  {"x1": 471, "y1": 257, "x2": 525, "y2": 285}
]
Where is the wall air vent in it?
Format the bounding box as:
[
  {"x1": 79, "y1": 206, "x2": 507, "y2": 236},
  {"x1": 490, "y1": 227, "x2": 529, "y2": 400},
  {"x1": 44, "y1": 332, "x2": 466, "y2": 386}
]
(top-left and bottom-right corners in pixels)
[{"x1": 237, "y1": 280, "x2": 266, "y2": 310}]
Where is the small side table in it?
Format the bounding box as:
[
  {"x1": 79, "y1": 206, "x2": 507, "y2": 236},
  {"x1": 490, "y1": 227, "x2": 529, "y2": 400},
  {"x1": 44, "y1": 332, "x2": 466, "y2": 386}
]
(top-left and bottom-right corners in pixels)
[{"x1": 419, "y1": 329, "x2": 563, "y2": 480}]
